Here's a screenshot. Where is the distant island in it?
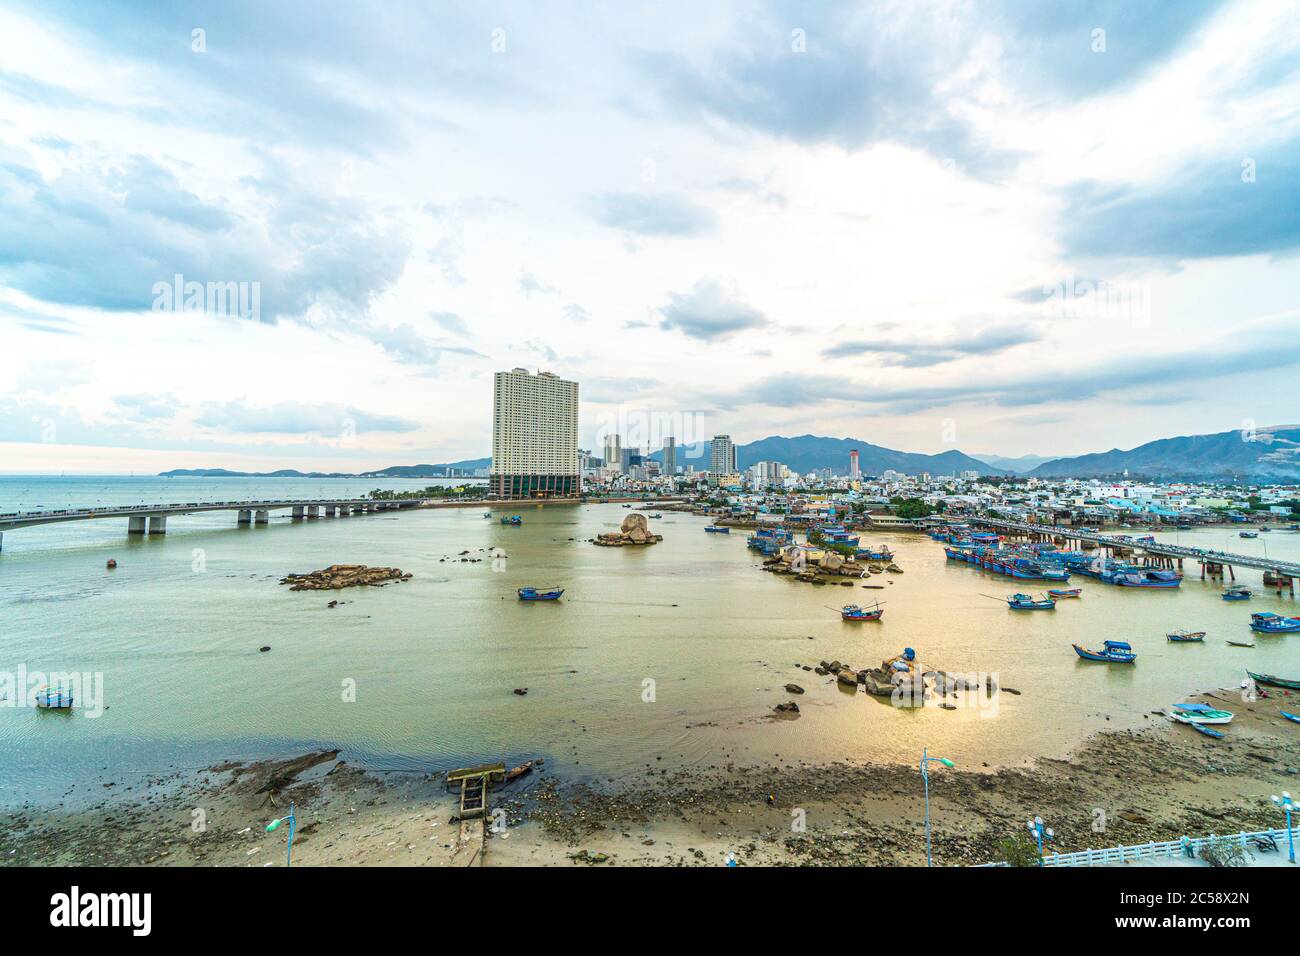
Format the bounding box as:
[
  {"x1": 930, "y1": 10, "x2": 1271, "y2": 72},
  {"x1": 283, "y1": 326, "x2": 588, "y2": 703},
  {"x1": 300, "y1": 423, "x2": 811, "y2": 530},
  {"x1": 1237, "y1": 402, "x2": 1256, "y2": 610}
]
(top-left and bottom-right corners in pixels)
[{"x1": 157, "y1": 459, "x2": 490, "y2": 479}]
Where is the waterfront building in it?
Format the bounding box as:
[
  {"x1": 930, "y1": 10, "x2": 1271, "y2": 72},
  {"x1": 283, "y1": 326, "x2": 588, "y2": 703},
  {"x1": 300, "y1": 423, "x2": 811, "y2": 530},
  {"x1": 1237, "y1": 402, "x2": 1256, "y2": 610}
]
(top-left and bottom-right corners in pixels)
[
  {"x1": 710, "y1": 434, "x2": 737, "y2": 475},
  {"x1": 603, "y1": 434, "x2": 623, "y2": 475},
  {"x1": 490, "y1": 368, "x2": 580, "y2": 499}
]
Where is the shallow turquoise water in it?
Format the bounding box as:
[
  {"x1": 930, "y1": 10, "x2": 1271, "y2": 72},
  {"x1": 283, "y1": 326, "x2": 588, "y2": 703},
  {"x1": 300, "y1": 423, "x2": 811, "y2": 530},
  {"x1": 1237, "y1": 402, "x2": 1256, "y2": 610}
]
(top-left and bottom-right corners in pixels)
[{"x1": 2, "y1": 478, "x2": 1298, "y2": 807}]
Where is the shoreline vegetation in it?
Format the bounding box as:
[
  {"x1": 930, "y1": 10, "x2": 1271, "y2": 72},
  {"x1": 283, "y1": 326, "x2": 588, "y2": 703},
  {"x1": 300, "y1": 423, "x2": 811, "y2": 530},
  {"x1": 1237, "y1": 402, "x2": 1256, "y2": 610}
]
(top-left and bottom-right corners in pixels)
[{"x1": 2, "y1": 690, "x2": 1294, "y2": 867}]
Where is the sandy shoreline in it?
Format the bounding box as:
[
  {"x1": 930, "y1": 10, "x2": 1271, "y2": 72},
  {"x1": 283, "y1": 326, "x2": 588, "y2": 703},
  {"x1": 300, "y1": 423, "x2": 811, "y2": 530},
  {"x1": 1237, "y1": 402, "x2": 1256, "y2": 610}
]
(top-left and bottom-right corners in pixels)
[{"x1": 3, "y1": 688, "x2": 1296, "y2": 867}]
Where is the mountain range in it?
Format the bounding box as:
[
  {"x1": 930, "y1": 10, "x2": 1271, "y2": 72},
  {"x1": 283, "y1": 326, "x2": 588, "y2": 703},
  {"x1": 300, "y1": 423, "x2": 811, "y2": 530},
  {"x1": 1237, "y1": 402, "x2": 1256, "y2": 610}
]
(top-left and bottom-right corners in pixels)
[
  {"x1": 156, "y1": 426, "x2": 1300, "y2": 483},
  {"x1": 1025, "y1": 425, "x2": 1300, "y2": 482}
]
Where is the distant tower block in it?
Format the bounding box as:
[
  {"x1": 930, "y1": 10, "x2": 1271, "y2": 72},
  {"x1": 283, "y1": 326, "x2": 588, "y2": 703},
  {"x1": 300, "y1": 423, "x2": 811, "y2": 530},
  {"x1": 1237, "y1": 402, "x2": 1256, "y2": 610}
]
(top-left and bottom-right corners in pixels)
[{"x1": 849, "y1": 449, "x2": 860, "y2": 480}]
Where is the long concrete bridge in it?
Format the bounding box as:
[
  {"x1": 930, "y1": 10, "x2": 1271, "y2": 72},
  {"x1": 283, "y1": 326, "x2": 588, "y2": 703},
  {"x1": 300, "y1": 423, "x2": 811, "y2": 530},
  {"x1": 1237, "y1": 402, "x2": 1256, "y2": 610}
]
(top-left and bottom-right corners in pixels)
[
  {"x1": 0, "y1": 498, "x2": 427, "y2": 551},
  {"x1": 969, "y1": 516, "x2": 1300, "y2": 590}
]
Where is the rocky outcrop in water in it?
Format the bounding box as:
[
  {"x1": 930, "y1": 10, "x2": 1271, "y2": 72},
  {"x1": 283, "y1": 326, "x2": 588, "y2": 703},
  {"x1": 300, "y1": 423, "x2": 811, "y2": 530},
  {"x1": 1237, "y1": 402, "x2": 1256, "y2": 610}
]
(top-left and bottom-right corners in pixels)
[
  {"x1": 279, "y1": 564, "x2": 411, "y2": 590},
  {"x1": 594, "y1": 512, "x2": 664, "y2": 547}
]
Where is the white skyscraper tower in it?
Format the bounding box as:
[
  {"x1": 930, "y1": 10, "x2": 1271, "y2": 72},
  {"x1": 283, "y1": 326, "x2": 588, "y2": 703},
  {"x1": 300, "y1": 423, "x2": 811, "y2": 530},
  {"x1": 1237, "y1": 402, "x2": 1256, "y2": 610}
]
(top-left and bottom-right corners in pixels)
[
  {"x1": 490, "y1": 368, "x2": 579, "y2": 499},
  {"x1": 710, "y1": 434, "x2": 737, "y2": 475}
]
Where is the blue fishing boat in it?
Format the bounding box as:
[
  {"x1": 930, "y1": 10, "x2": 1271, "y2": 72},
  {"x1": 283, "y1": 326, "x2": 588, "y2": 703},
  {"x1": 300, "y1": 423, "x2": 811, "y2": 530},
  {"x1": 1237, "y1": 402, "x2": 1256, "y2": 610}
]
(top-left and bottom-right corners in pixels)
[
  {"x1": 1222, "y1": 585, "x2": 1252, "y2": 601},
  {"x1": 1166, "y1": 630, "x2": 1206, "y2": 642},
  {"x1": 1007, "y1": 593, "x2": 1055, "y2": 610},
  {"x1": 1247, "y1": 669, "x2": 1300, "y2": 690},
  {"x1": 840, "y1": 603, "x2": 884, "y2": 621},
  {"x1": 1169, "y1": 702, "x2": 1233, "y2": 725},
  {"x1": 704, "y1": 525, "x2": 729, "y2": 534},
  {"x1": 1240, "y1": 531, "x2": 1258, "y2": 539},
  {"x1": 856, "y1": 545, "x2": 894, "y2": 562},
  {"x1": 1111, "y1": 568, "x2": 1182, "y2": 588},
  {"x1": 517, "y1": 586, "x2": 564, "y2": 601},
  {"x1": 1182, "y1": 721, "x2": 1224, "y2": 739},
  {"x1": 1250, "y1": 612, "x2": 1300, "y2": 633},
  {"x1": 500, "y1": 515, "x2": 522, "y2": 526},
  {"x1": 1280, "y1": 711, "x2": 1300, "y2": 725},
  {"x1": 1048, "y1": 587, "x2": 1082, "y2": 599},
  {"x1": 482, "y1": 512, "x2": 492, "y2": 518},
  {"x1": 33, "y1": 684, "x2": 74, "y2": 709},
  {"x1": 1072, "y1": 641, "x2": 1136, "y2": 663}
]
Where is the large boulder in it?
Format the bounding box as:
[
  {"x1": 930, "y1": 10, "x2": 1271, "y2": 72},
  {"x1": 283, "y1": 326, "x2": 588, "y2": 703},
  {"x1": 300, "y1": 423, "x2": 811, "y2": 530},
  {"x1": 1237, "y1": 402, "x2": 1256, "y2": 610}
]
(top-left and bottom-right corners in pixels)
[
  {"x1": 819, "y1": 550, "x2": 845, "y2": 571},
  {"x1": 621, "y1": 512, "x2": 649, "y2": 534}
]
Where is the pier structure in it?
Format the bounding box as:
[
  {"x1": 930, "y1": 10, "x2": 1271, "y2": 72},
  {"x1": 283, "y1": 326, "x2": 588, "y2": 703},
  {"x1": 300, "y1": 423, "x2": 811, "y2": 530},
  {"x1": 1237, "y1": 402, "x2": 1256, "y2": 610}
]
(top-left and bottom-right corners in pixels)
[
  {"x1": 0, "y1": 498, "x2": 426, "y2": 551},
  {"x1": 971, "y1": 517, "x2": 1299, "y2": 595}
]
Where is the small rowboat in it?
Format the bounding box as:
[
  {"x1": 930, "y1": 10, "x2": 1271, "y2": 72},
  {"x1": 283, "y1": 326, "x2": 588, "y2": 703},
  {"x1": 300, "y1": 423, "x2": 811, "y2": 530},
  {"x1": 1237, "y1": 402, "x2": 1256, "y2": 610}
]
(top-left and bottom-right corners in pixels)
[
  {"x1": 1169, "y1": 703, "x2": 1233, "y2": 725},
  {"x1": 1227, "y1": 640, "x2": 1255, "y2": 647},
  {"x1": 1007, "y1": 593, "x2": 1055, "y2": 610},
  {"x1": 518, "y1": 586, "x2": 564, "y2": 601},
  {"x1": 1072, "y1": 641, "x2": 1135, "y2": 663},
  {"x1": 841, "y1": 603, "x2": 884, "y2": 621},
  {"x1": 33, "y1": 685, "x2": 74, "y2": 710},
  {"x1": 1180, "y1": 721, "x2": 1224, "y2": 739},
  {"x1": 500, "y1": 515, "x2": 523, "y2": 526},
  {"x1": 704, "y1": 526, "x2": 729, "y2": 534},
  {"x1": 1280, "y1": 711, "x2": 1300, "y2": 725},
  {"x1": 1047, "y1": 588, "x2": 1081, "y2": 598},
  {"x1": 1166, "y1": 630, "x2": 1206, "y2": 642},
  {"x1": 1250, "y1": 612, "x2": 1300, "y2": 633},
  {"x1": 1247, "y1": 670, "x2": 1300, "y2": 690}
]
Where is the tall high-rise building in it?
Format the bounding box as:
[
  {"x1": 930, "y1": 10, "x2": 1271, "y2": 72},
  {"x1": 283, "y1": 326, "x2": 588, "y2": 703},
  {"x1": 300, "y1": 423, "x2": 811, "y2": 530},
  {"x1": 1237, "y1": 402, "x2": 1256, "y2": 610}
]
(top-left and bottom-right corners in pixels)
[
  {"x1": 603, "y1": 434, "x2": 623, "y2": 474},
  {"x1": 490, "y1": 368, "x2": 579, "y2": 499},
  {"x1": 849, "y1": 449, "x2": 860, "y2": 480},
  {"x1": 663, "y1": 437, "x2": 677, "y2": 476},
  {"x1": 710, "y1": 434, "x2": 736, "y2": 475}
]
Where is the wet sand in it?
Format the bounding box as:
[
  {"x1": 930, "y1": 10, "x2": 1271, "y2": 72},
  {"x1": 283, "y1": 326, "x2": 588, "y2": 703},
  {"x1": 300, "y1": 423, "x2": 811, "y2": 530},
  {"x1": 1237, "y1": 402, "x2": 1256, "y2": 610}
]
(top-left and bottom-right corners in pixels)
[{"x1": 3, "y1": 688, "x2": 1296, "y2": 867}]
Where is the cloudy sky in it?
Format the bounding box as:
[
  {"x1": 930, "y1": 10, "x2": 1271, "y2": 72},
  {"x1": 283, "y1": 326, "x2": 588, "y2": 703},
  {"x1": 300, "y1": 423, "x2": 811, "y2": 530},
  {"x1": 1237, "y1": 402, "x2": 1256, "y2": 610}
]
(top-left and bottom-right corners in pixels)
[{"x1": 1, "y1": 0, "x2": 1298, "y2": 473}]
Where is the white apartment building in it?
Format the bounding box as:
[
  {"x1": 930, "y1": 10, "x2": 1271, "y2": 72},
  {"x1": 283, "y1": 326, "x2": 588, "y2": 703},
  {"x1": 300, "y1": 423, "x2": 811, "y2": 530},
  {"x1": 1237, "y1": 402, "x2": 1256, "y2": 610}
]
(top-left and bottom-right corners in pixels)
[
  {"x1": 490, "y1": 368, "x2": 580, "y2": 498},
  {"x1": 710, "y1": 434, "x2": 737, "y2": 475}
]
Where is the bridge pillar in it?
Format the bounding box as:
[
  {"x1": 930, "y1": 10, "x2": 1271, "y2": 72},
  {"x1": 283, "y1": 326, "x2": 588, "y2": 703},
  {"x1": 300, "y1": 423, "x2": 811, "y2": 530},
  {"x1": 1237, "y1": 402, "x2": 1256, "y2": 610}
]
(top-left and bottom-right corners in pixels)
[
  {"x1": 238, "y1": 509, "x2": 252, "y2": 525},
  {"x1": 307, "y1": 505, "x2": 320, "y2": 518},
  {"x1": 325, "y1": 505, "x2": 336, "y2": 517},
  {"x1": 128, "y1": 516, "x2": 147, "y2": 535},
  {"x1": 292, "y1": 505, "x2": 305, "y2": 519},
  {"x1": 339, "y1": 505, "x2": 350, "y2": 517},
  {"x1": 148, "y1": 516, "x2": 167, "y2": 535},
  {"x1": 0, "y1": 531, "x2": 3, "y2": 552},
  {"x1": 255, "y1": 509, "x2": 269, "y2": 525}
]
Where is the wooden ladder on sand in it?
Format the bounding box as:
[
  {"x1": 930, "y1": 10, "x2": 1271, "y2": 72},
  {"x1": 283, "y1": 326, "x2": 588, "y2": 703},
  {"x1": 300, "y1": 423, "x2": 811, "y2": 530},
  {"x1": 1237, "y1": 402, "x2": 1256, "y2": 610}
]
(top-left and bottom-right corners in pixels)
[{"x1": 445, "y1": 763, "x2": 505, "y2": 867}]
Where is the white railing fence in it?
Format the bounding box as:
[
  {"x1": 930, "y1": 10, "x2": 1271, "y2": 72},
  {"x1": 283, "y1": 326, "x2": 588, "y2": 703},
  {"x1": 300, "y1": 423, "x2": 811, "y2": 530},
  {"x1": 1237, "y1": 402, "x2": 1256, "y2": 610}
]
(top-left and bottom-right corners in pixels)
[{"x1": 975, "y1": 825, "x2": 1298, "y2": 867}]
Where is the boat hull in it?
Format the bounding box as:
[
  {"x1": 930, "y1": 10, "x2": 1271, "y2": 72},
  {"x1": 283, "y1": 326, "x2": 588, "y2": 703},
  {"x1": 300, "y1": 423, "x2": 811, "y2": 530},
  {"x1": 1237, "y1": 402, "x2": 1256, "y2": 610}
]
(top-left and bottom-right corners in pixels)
[{"x1": 1072, "y1": 644, "x2": 1136, "y2": 663}]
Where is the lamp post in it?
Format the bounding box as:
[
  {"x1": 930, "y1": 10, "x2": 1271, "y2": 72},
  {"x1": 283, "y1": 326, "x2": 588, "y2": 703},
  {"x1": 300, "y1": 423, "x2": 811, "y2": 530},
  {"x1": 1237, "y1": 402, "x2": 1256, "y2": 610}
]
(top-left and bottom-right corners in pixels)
[
  {"x1": 920, "y1": 748, "x2": 955, "y2": 867},
  {"x1": 1027, "y1": 816, "x2": 1054, "y2": 863},
  {"x1": 1273, "y1": 792, "x2": 1295, "y2": 864},
  {"x1": 266, "y1": 801, "x2": 297, "y2": 868}
]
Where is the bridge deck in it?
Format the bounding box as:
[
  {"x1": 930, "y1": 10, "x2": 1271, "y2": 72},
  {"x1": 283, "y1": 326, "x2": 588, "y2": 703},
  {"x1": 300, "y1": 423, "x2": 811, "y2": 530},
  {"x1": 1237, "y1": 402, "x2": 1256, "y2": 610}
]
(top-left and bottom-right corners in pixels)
[
  {"x1": 0, "y1": 498, "x2": 425, "y2": 531},
  {"x1": 970, "y1": 517, "x2": 1300, "y2": 577}
]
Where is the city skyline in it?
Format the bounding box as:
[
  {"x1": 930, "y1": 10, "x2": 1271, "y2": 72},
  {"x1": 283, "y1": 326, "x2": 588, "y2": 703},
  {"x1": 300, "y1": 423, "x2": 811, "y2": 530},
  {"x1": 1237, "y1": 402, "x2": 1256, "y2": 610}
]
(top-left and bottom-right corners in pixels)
[{"x1": 3, "y1": 0, "x2": 1299, "y2": 475}]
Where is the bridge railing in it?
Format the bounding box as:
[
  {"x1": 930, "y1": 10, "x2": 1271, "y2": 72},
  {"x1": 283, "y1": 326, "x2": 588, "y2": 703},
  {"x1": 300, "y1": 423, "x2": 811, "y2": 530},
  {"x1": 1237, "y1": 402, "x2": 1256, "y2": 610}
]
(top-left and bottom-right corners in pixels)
[{"x1": 974, "y1": 825, "x2": 1298, "y2": 867}]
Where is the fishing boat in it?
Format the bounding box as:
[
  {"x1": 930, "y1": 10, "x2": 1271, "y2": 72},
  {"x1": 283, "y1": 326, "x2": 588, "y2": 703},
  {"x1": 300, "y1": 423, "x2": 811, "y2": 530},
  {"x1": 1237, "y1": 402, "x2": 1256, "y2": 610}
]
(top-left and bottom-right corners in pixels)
[
  {"x1": 1007, "y1": 593, "x2": 1055, "y2": 610},
  {"x1": 33, "y1": 685, "x2": 74, "y2": 710},
  {"x1": 500, "y1": 515, "x2": 522, "y2": 526},
  {"x1": 1226, "y1": 640, "x2": 1255, "y2": 648},
  {"x1": 1168, "y1": 702, "x2": 1233, "y2": 725},
  {"x1": 1281, "y1": 711, "x2": 1300, "y2": 725},
  {"x1": 1182, "y1": 721, "x2": 1224, "y2": 739},
  {"x1": 1047, "y1": 587, "x2": 1081, "y2": 598},
  {"x1": 840, "y1": 603, "x2": 884, "y2": 621},
  {"x1": 1072, "y1": 641, "x2": 1136, "y2": 663},
  {"x1": 1112, "y1": 568, "x2": 1182, "y2": 589},
  {"x1": 482, "y1": 512, "x2": 492, "y2": 518},
  {"x1": 517, "y1": 586, "x2": 564, "y2": 601},
  {"x1": 1240, "y1": 531, "x2": 1258, "y2": 539},
  {"x1": 648, "y1": 514, "x2": 662, "y2": 519},
  {"x1": 704, "y1": 525, "x2": 729, "y2": 534},
  {"x1": 1166, "y1": 630, "x2": 1206, "y2": 642},
  {"x1": 1222, "y1": 585, "x2": 1252, "y2": 601},
  {"x1": 1249, "y1": 612, "x2": 1300, "y2": 633},
  {"x1": 1246, "y1": 670, "x2": 1300, "y2": 690}
]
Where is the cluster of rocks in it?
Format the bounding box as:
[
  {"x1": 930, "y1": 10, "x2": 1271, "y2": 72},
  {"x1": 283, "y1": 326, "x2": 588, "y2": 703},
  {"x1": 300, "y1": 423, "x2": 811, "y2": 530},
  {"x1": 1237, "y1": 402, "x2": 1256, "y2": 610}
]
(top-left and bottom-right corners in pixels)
[
  {"x1": 762, "y1": 547, "x2": 902, "y2": 585},
  {"x1": 279, "y1": 564, "x2": 412, "y2": 590},
  {"x1": 593, "y1": 513, "x2": 663, "y2": 548}
]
